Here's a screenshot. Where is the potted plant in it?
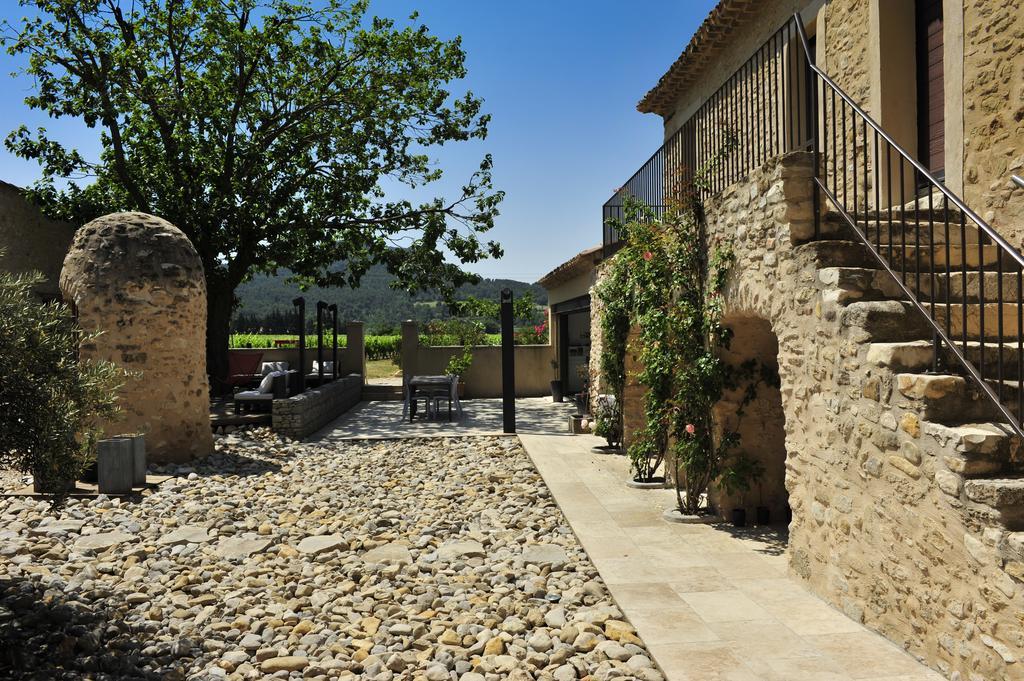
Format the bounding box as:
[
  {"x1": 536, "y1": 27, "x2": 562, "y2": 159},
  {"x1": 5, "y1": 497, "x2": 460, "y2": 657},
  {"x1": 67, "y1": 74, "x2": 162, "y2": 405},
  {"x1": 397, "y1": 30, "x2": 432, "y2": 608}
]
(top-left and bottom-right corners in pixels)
[
  {"x1": 717, "y1": 453, "x2": 765, "y2": 528},
  {"x1": 550, "y1": 359, "x2": 563, "y2": 403},
  {"x1": 592, "y1": 395, "x2": 623, "y2": 453},
  {"x1": 445, "y1": 345, "x2": 473, "y2": 397}
]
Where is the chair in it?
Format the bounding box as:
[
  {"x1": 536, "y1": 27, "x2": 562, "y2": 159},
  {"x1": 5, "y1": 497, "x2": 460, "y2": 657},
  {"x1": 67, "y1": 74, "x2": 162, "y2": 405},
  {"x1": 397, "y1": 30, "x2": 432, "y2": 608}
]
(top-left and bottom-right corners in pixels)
[
  {"x1": 430, "y1": 376, "x2": 462, "y2": 421},
  {"x1": 224, "y1": 352, "x2": 264, "y2": 389},
  {"x1": 234, "y1": 372, "x2": 287, "y2": 413}
]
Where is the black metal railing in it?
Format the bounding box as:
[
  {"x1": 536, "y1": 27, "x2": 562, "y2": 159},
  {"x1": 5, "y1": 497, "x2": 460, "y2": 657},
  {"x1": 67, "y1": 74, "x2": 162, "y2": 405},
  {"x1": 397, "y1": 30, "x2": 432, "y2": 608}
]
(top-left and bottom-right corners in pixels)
[
  {"x1": 603, "y1": 20, "x2": 815, "y2": 255},
  {"x1": 792, "y1": 16, "x2": 1024, "y2": 438}
]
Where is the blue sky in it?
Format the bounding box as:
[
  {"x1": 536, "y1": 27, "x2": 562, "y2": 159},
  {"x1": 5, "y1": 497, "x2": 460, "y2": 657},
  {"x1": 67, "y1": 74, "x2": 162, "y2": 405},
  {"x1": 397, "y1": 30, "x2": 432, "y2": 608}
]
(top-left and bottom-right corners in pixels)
[{"x1": 0, "y1": 0, "x2": 717, "y2": 283}]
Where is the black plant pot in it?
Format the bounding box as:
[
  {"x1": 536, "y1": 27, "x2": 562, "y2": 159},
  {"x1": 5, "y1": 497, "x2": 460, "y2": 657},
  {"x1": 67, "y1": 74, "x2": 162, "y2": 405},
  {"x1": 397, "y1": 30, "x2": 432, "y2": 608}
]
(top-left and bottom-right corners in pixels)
[
  {"x1": 755, "y1": 506, "x2": 770, "y2": 526},
  {"x1": 731, "y1": 508, "x2": 747, "y2": 528},
  {"x1": 82, "y1": 461, "x2": 98, "y2": 484},
  {"x1": 550, "y1": 380, "x2": 564, "y2": 403}
]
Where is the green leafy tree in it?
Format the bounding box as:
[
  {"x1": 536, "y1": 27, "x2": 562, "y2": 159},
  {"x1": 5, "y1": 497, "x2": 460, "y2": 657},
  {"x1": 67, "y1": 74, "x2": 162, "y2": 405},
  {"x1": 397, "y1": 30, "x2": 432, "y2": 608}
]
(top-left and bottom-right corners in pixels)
[
  {"x1": 0, "y1": 267, "x2": 125, "y2": 499},
  {"x1": 3, "y1": 0, "x2": 504, "y2": 383}
]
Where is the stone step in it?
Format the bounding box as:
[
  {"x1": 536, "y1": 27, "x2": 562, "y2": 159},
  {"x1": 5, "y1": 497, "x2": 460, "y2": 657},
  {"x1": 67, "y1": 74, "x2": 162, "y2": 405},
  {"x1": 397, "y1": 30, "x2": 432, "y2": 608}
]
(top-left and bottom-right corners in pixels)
[
  {"x1": 840, "y1": 300, "x2": 933, "y2": 342},
  {"x1": 899, "y1": 271, "x2": 1024, "y2": 305},
  {"x1": 884, "y1": 243, "x2": 1007, "y2": 271},
  {"x1": 925, "y1": 302, "x2": 1024, "y2": 342},
  {"x1": 894, "y1": 373, "x2": 1002, "y2": 423},
  {"x1": 920, "y1": 421, "x2": 1019, "y2": 478},
  {"x1": 821, "y1": 213, "x2": 981, "y2": 245},
  {"x1": 796, "y1": 240, "x2": 879, "y2": 269},
  {"x1": 964, "y1": 477, "x2": 1024, "y2": 530},
  {"x1": 361, "y1": 384, "x2": 404, "y2": 401},
  {"x1": 818, "y1": 267, "x2": 905, "y2": 304},
  {"x1": 867, "y1": 341, "x2": 1024, "y2": 380}
]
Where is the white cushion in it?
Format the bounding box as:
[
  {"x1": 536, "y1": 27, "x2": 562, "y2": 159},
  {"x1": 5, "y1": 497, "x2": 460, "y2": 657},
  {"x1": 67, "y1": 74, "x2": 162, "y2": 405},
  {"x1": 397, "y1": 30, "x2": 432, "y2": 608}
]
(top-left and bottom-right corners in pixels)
[
  {"x1": 236, "y1": 390, "x2": 271, "y2": 400},
  {"x1": 257, "y1": 372, "x2": 276, "y2": 393},
  {"x1": 312, "y1": 360, "x2": 334, "y2": 373},
  {"x1": 261, "y1": 361, "x2": 288, "y2": 375}
]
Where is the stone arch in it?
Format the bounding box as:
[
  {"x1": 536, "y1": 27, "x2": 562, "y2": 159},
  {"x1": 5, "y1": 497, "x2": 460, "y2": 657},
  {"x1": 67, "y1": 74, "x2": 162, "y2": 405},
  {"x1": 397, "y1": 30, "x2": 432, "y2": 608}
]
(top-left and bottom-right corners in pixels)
[
  {"x1": 713, "y1": 314, "x2": 790, "y2": 525},
  {"x1": 60, "y1": 211, "x2": 213, "y2": 463}
]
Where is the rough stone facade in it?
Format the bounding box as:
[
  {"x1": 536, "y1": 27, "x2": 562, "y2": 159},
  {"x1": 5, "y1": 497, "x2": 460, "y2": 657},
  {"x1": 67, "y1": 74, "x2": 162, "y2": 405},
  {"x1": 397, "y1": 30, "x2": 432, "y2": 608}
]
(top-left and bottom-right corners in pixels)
[
  {"x1": 596, "y1": 152, "x2": 1024, "y2": 678},
  {"x1": 962, "y1": 0, "x2": 1024, "y2": 248},
  {"x1": 0, "y1": 182, "x2": 76, "y2": 300},
  {"x1": 271, "y1": 374, "x2": 362, "y2": 439},
  {"x1": 60, "y1": 212, "x2": 213, "y2": 463}
]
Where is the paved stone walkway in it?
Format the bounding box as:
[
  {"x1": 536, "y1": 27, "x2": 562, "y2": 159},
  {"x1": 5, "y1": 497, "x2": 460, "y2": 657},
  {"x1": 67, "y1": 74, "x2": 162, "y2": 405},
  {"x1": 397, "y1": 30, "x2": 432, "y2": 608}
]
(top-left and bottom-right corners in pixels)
[
  {"x1": 310, "y1": 397, "x2": 577, "y2": 441},
  {"x1": 519, "y1": 432, "x2": 945, "y2": 681}
]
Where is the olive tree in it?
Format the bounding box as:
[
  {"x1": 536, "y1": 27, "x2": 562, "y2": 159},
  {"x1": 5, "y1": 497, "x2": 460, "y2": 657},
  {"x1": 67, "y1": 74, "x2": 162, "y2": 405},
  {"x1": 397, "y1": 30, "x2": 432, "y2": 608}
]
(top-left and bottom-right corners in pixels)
[{"x1": 0, "y1": 268, "x2": 124, "y2": 496}]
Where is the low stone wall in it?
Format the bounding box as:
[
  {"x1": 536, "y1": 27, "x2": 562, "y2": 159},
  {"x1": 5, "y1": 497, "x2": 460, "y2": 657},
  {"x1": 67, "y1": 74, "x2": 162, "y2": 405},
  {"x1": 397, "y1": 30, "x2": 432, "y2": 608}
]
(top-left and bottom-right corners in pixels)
[{"x1": 272, "y1": 373, "x2": 362, "y2": 439}]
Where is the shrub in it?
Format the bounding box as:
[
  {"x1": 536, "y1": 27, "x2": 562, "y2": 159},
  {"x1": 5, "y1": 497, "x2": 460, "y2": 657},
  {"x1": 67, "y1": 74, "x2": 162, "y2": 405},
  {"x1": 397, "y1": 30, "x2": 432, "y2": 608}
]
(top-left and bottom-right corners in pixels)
[
  {"x1": 365, "y1": 335, "x2": 400, "y2": 361},
  {"x1": 0, "y1": 269, "x2": 126, "y2": 497}
]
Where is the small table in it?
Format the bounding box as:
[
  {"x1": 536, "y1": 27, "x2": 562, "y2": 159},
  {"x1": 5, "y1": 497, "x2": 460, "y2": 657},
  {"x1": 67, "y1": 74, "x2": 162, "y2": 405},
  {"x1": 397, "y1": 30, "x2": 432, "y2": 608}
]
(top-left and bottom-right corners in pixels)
[{"x1": 405, "y1": 375, "x2": 459, "y2": 422}]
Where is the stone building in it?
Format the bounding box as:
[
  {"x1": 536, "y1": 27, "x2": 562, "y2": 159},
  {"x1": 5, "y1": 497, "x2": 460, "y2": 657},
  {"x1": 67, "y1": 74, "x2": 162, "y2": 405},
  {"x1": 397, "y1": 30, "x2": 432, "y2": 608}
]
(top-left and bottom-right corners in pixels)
[
  {"x1": 537, "y1": 246, "x2": 603, "y2": 401},
  {"x1": 583, "y1": 0, "x2": 1024, "y2": 678},
  {"x1": 61, "y1": 212, "x2": 214, "y2": 463}
]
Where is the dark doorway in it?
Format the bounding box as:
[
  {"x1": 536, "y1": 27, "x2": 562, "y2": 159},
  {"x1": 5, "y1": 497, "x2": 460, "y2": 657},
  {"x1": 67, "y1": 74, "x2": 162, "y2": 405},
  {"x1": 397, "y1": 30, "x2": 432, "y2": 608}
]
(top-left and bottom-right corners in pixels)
[{"x1": 916, "y1": 0, "x2": 944, "y2": 179}]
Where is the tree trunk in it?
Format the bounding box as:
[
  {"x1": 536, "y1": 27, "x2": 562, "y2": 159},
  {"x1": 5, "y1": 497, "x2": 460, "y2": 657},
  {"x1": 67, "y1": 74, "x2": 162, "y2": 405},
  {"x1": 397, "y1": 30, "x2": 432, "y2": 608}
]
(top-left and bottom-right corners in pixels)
[{"x1": 206, "y1": 282, "x2": 235, "y2": 396}]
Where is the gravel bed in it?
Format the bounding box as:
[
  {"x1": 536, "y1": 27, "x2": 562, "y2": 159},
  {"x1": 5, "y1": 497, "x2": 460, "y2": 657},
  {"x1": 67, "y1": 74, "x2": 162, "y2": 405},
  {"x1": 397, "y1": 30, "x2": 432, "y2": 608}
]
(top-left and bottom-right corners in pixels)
[{"x1": 0, "y1": 430, "x2": 661, "y2": 681}]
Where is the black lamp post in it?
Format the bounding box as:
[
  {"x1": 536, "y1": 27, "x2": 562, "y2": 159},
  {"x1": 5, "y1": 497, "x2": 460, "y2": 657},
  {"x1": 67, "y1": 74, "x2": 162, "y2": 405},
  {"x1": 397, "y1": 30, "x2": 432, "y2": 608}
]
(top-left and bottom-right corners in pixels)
[
  {"x1": 500, "y1": 288, "x2": 516, "y2": 433},
  {"x1": 316, "y1": 301, "x2": 327, "y2": 386},
  {"x1": 292, "y1": 296, "x2": 306, "y2": 393},
  {"x1": 328, "y1": 303, "x2": 339, "y2": 380}
]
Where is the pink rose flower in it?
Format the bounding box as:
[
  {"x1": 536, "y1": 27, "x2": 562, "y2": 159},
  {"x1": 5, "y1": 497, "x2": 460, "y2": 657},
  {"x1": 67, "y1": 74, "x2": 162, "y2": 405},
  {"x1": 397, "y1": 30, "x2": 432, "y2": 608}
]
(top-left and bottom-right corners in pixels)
[
  {"x1": 685, "y1": 423, "x2": 695, "y2": 434},
  {"x1": 643, "y1": 251, "x2": 653, "y2": 261}
]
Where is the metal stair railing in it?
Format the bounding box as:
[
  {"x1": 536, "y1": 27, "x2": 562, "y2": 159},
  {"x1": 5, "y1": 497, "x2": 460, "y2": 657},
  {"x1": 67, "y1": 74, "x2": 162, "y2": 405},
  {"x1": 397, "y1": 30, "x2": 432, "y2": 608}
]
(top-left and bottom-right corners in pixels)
[{"x1": 793, "y1": 14, "x2": 1024, "y2": 439}]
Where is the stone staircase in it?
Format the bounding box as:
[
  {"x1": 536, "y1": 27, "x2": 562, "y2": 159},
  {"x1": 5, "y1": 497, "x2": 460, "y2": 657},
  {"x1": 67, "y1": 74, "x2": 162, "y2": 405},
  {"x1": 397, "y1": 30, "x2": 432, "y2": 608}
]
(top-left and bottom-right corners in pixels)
[
  {"x1": 361, "y1": 383, "x2": 404, "y2": 401},
  {"x1": 803, "y1": 209, "x2": 1024, "y2": 547}
]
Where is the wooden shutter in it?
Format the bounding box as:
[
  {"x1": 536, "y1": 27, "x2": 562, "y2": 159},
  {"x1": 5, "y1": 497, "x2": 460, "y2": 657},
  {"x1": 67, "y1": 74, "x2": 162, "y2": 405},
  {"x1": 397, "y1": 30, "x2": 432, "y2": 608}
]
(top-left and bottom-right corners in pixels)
[{"x1": 916, "y1": 0, "x2": 944, "y2": 178}]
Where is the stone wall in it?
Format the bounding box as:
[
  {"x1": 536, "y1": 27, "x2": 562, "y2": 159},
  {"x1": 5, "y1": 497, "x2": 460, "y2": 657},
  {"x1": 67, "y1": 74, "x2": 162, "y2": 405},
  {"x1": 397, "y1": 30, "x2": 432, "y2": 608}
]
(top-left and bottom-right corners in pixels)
[
  {"x1": 272, "y1": 373, "x2": 362, "y2": 439},
  {"x1": 587, "y1": 261, "x2": 609, "y2": 412},
  {"x1": 60, "y1": 212, "x2": 213, "y2": 463},
  {"x1": 822, "y1": 0, "x2": 874, "y2": 208},
  {"x1": 621, "y1": 327, "x2": 646, "y2": 453},
  {"x1": 962, "y1": 0, "x2": 1024, "y2": 248},
  {"x1": 706, "y1": 152, "x2": 1022, "y2": 679},
  {"x1": 0, "y1": 182, "x2": 76, "y2": 300}
]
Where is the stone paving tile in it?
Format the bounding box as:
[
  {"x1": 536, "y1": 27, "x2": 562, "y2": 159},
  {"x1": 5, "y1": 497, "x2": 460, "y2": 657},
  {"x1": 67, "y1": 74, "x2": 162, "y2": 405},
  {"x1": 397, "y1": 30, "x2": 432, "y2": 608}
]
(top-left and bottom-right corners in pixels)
[
  {"x1": 676, "y1": 590, "x2": 775, "y2": 623},
  {"x1": 519, "y1": 431, "x2": 946, "y2": 681}
]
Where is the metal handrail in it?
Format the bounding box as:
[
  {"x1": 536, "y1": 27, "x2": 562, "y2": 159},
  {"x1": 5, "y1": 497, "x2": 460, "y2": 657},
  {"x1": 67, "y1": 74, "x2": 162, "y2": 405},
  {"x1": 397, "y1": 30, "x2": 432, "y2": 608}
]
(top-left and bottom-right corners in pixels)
[
  {"x1": 793, "y1": 17, "x2": 1024, "y2": 269},
  {"x1": 793, "y1": 14, "x2": 1024, "y2": 439}
]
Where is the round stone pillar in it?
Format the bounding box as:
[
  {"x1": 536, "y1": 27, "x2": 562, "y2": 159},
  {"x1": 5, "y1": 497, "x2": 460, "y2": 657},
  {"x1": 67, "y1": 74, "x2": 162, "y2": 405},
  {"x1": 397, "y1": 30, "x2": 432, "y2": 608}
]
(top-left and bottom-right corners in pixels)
[{"x1": 60, "y1": 212, "x2": 213, "y2": 462}]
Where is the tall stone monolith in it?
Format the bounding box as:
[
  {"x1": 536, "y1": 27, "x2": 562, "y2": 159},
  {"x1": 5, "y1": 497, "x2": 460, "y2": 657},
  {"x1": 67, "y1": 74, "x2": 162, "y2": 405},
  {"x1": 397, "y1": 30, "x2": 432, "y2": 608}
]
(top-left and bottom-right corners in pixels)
[{"x1": 60, "y1": 212, "x2": 213, "y2": 462}]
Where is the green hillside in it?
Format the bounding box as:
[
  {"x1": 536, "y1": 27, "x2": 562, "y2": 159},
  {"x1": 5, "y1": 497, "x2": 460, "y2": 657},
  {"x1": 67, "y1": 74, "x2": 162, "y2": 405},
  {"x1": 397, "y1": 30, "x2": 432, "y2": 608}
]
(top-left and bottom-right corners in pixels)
[{"x1": 232, "y1": 265, "x2": 547, "y2": 335}]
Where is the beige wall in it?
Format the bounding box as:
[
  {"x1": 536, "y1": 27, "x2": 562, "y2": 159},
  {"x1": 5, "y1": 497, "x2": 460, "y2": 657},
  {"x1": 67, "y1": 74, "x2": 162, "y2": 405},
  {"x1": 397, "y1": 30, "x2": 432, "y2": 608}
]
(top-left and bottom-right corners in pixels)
[
  {"x1": 61, "y1": 212, "x2": 213, "y2": 464},
  {"x1": 546, "y1": 270, "x2": 595, "y2": 307},
  {"x1": 712, "y1": 316, "x2": 789, "y2": 521},
  {"x1": 412, "y1": 344, "x2": 554, "y2": 399},
  {"x1": 663, "y1": 0, "x2": 822, "y2": 140},
  {"x1": 0, "y1": 182, "x2": 76, "y2": 299},
  {"x1": 400, "y1": 320, "x2": 554, "y2": 399}
]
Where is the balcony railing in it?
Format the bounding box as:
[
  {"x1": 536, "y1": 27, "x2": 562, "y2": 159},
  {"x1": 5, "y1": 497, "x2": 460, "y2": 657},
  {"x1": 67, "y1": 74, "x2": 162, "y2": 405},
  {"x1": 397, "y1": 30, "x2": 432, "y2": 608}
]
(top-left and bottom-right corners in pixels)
[{"x1": 603, "y1": 20, "x2": 816, "y2": 256}]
